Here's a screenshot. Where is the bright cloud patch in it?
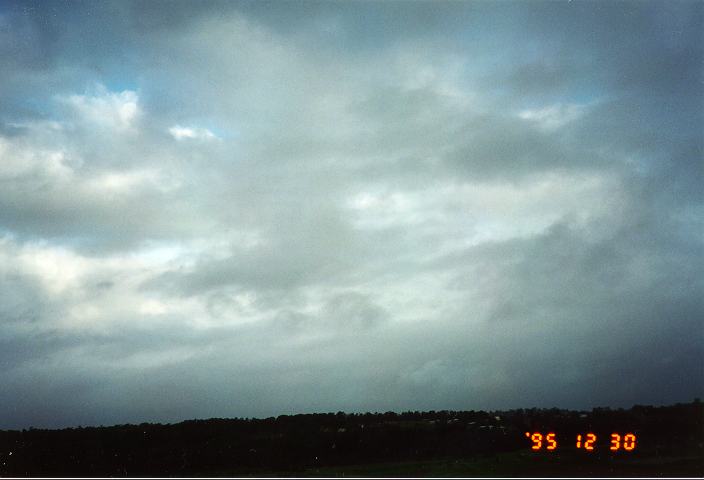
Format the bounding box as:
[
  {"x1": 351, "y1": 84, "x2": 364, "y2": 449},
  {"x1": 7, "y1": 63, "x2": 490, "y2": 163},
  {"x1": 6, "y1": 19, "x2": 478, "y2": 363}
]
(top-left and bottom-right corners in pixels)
[
  {"x1": 168, "y1": 125, "x2": 217, "y2": 141},
  {"x1": 60, "y1": 87, "x2": 140, "y2": 132},
  {"x1": 0, "y1": 138, "x2": 73, "y2": 181},
  {"x1": 518, "y1": 103, "x2": 587, "y2": 131},
  {"x1": 86, "y1": 168, "x2": 176, "y2": 194}
]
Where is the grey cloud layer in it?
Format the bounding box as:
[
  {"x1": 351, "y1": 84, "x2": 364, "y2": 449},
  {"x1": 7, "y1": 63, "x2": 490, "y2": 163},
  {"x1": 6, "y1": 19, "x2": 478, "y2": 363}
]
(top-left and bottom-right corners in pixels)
[{"x1": 0, "y1": 0, "x2": 702, "y2": 429}]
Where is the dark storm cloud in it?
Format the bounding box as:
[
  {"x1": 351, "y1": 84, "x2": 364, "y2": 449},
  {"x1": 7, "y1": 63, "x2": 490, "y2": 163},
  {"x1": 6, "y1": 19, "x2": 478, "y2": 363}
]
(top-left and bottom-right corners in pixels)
[{"x1": 0, "y1": 0, "x2": 701, "y2": 429}]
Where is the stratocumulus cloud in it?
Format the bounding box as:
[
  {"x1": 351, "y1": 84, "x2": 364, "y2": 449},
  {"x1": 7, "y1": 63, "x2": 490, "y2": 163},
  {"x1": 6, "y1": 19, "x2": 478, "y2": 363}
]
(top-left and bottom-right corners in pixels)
[{"x1": 0, "y1": 0, "x2": 702, "y2": 429}]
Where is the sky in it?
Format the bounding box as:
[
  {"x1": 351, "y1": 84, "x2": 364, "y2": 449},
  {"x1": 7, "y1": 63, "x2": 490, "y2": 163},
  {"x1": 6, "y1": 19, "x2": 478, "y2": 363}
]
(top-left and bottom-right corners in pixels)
[{"x1": 0, "y1": 0, "x2": 702, "y2": 429}]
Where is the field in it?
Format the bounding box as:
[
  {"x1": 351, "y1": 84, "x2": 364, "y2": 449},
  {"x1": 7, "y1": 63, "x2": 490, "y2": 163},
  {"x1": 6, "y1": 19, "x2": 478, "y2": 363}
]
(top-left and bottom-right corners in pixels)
[
  {"x1": 294, "y1": 452, "x2": 704, "y2": 477},
  {"x1": 1, "y1": 402, "x2": 702, "y2": 477}
]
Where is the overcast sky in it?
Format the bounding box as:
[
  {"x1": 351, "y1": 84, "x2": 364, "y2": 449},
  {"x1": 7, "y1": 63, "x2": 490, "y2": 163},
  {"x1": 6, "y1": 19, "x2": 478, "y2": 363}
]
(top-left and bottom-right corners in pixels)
[{"x1": 0, "y1": 0, "x2": 702, "y2": 429}]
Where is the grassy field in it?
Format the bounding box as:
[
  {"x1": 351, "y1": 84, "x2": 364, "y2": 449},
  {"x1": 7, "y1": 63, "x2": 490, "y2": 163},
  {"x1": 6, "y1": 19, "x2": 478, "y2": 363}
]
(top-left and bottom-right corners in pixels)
[
  {"x1": 261, "y1": 451, "x2": 704, "y2": 477},
  {"x1": 3, "y1": 403, "x2": 701, "y2": 477}
]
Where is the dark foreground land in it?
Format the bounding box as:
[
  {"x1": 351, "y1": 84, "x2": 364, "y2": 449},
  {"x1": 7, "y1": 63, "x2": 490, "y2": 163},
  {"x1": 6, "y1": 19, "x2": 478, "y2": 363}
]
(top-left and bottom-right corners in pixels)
[{"x1": 0, "y1": 401, "x2": 702, "y2": 477}]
